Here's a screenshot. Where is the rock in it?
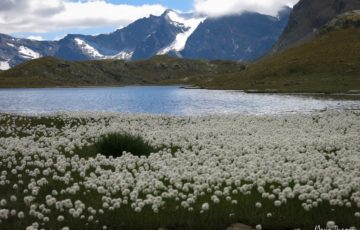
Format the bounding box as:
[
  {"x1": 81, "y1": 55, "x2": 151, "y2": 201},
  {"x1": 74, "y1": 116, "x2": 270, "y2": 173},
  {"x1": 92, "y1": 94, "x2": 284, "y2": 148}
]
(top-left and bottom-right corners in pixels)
[{"x1": 273, "y1": 0, "x2": 360, "y2": 52}]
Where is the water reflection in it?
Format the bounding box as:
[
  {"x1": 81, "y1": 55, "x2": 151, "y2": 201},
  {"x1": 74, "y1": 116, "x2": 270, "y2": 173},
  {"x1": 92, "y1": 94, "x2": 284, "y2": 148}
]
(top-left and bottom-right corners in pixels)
[{"x1": 0, "y1": 86, "x2": 359, "y2": 115}]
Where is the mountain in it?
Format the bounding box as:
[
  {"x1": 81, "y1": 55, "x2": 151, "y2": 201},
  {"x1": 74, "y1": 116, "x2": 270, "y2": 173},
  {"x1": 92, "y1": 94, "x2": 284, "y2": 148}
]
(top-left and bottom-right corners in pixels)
[
  {"x1": 54, "y1": 10, "x2": 195, "y2": 61},
  {"x1": 2, "y1": 11, "x2": 359, "y2": 93},
  {"x1": 0, "y1": 33, "x2": 57, "y2": 70},
  {"x1": 273, "y1": 0, "x2": 360, "y2": 52},
  {"x1": 0, "y1": 55, "x2": 246, "y2": 88},
  {"x1": 201, "y1": 12, "x2": 360, "y2": 93},
  {"x1": 0, "y1": 8, "x2": 291, "y2": 70},
  {"x1": 0, "y1": 9, "x2": 203, "y2": 69},
  {"x1": 180, "y1": 7, "x2": 291, "y2": 61}
]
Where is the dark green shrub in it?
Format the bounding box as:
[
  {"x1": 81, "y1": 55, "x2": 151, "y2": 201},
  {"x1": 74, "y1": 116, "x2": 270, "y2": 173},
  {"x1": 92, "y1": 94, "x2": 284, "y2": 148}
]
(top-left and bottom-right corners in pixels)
[{"x1": 95, "y1": 132, "x2": 156, "y2": 158}]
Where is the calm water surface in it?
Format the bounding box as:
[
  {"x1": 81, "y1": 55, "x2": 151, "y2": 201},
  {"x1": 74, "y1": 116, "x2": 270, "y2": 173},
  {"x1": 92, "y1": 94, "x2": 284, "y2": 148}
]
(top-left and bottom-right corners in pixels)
[{"x1": 0, "y1": 86, "x2": 359, "y2": 115}]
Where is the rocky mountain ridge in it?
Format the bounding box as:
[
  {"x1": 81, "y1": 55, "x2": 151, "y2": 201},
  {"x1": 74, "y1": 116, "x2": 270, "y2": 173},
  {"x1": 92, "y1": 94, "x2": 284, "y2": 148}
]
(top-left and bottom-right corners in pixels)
[{"x1": 0, "y1": 9, "x2": 291, "y2": 70}]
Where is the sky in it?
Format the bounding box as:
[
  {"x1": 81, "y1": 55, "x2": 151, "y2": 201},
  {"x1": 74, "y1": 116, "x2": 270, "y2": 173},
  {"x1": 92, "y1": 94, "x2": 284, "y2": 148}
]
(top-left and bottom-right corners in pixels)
[{"x1": 0, "y1": 0, "x2": 299, "y2": 41}]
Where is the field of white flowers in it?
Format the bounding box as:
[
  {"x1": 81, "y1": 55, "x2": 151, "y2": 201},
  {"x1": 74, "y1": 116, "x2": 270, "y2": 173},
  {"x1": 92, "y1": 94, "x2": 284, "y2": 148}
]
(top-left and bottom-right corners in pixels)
[{"x1": 0, "y1": 111, "x2": 359, "y2": 230}]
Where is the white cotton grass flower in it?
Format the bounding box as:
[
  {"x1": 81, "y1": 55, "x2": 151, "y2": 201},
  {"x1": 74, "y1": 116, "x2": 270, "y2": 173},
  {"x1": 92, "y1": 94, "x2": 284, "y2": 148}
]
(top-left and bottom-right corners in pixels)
[
  {"x1": 17, "y1": 211, "x2": 25, "y2": 219},
  {"x1": 256, "y1": 224, "x2": 262, "y2": 230},
  {"x1": 57, "y1": 215, "x2": 64, "y2": 222},
  {"x1": 10, "y1": 210, "x2": 16, "y2": 216},
  {"x1": 0, "y1": 199, "x2": 6, "y2": 206},
  {"x1": 274, "y1": 200, "x2": 282, "y2": 207},
  {"x1": 88, "y1": 215, "x2": 94, "y2": 221},
  {"x1": 201, "y1": 203, "x2": 209, "y2": 211},
  {"x1": 0, "y1": 209, "x2": 9, "y2": 220},
  {"x1": 255, "y1": 202, "x2": 262, "y2": 208}
]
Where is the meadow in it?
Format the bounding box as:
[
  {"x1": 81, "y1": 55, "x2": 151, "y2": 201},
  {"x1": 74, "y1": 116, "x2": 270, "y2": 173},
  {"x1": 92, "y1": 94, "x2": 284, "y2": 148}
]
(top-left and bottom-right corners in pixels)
[{"x1": 0, "y1": 111, "x2": 359, "y2": 230}]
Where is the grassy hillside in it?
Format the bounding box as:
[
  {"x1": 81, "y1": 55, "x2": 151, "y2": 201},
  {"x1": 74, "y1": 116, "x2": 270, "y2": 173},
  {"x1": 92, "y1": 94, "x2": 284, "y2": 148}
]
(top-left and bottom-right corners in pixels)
[
  {"x1": 0, "y1": 55, "x2": 245, "y2": 88},
  {"x1": 202, "y1": 28, "x2": 360, "y2": 93}
]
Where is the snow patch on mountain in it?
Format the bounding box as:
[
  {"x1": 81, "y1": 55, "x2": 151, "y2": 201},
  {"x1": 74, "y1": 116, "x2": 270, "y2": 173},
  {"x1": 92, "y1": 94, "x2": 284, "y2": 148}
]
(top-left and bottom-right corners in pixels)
[
  {"x1": 7, "y1": 43, "x2": 15, "y2": 48},
  {"x1": 0, "y1": 61, "x2": 10, "y2": 70},
  {"x1": 158, "y1": 10, "x2": 206, "y2": 55},
  {"x1": 74, "y1": 38, "x2": 104, "y2": 59},
  {"x1": 110, "y1": 51, "x2": 134, "y2": 60},
  {"x1": 74, "y1": 38, "x2": 134, "y2": 60},
  {"x1": 18, "y1": 46, "x2": 42, "y2": 59}
]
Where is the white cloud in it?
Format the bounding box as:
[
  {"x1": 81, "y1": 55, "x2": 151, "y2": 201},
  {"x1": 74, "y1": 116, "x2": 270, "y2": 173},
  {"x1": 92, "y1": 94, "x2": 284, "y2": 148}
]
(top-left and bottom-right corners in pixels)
[
  {"x1": 0, "y1": 0, "x2": 166, "y2": 34},
  {"x1": 193, "y1": 0, "x2": 299, "y2": 17},
  {"x1": 27, "y1": 35, "x2": 44, "y2": 41},
  {"x1": 0, "y1": 0, "x2": 300, "y2": 37}
]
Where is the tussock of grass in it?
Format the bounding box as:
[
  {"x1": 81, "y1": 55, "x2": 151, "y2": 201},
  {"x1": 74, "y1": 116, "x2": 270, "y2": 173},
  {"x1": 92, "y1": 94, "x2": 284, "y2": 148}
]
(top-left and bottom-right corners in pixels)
[
  {"x1": 73, "y1": 132, "x2": 180, "y2": 159},
  {"x1": 94, "y1": 133, "x2": 157, "y2": 158}
]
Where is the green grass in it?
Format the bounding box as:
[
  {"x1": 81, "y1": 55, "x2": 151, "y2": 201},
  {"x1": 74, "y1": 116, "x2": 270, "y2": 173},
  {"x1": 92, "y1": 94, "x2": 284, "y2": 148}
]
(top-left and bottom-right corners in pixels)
[{"x1": 0, "y1": 55, "x2": 245, "y2": 88}]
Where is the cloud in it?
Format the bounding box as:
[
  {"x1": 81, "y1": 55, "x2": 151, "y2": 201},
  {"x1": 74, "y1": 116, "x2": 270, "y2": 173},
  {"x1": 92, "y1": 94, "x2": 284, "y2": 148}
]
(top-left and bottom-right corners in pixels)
[
  {"x1": 27, "y1": 35, "x2": 44, "y2": 41},
  {"x1": 0, "y1": 0, "x2": 300, "y2": 37},
  {"x1": 0, "y1": 0, "x2": 65, "y2": 15},
  {"x1": 0, "y1": 0, "x2": 166, "y2": 34},
  {"x1": 193, "y1": 0, "x2": 299, "y2": 17}
]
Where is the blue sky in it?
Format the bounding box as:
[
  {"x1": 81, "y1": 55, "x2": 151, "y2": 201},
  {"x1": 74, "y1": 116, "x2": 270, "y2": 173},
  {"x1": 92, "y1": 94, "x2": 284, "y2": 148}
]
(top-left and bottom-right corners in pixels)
[{"x1": 0, "y1": 0, "x2": 298, "y2": 41}]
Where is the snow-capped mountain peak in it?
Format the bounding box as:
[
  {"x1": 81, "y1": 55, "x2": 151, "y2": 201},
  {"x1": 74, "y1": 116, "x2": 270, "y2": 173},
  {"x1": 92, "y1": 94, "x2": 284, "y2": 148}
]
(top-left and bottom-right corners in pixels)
[
  {"x1": 0, "y1": 8, "x2": 291, "y2": 69},
  {"x1": 163, "y1": 9, "x2": 185, "y2": 25},
  {"x1": 158, "y1": 10, "x2": 206, "y2": 55},
  {"x1": 163, "y1": 9, "x2": 205, "y2": 29}
]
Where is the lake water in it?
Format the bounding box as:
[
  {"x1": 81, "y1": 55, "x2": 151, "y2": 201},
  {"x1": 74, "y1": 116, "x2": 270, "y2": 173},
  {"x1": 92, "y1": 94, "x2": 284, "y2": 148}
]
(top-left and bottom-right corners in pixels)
[{"x1": 0, "y1": 86, "x2": 359, "y2": 115}]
